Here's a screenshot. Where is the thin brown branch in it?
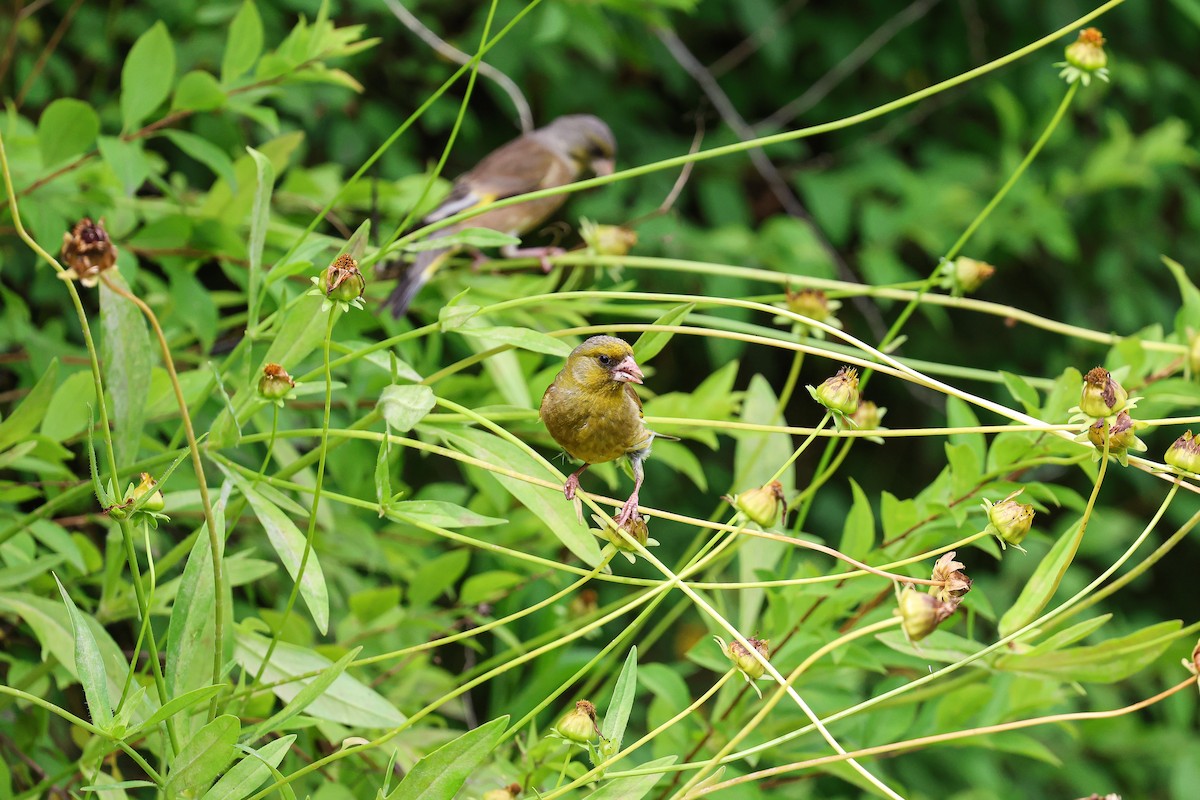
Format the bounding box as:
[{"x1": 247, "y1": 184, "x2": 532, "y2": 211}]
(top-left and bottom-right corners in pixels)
[{"x1": 15, "y1": 0, "x2": 84, "y2": 108}]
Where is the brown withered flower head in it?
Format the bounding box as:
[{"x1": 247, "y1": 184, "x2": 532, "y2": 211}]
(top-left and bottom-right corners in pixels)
[
  {"x1": 258, "y1": 363, "x2": 296, "y2": 403},
  {"x1": 930, "y1": 551, "x2": 972, "y2": 604},
  {"x1": 320, "y1": 253, "x2": 366, "y2": 302},
  {"x1": 60, "y1": 218, "x2": 117, "y2": 287}
]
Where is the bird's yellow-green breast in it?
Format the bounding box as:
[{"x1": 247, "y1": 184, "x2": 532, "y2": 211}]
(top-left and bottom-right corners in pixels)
[{"x1": 540, "y1": 336, "x2": 651, "y2": 465}]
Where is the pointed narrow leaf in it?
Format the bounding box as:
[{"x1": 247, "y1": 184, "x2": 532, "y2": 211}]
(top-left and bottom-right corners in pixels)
[
  {"x1": 234, "y1": 631, "x2": 405, "y2": 728},
  {"x1": 221, "y1": 0, "x2": 264, "y2": 84},
  {"x1": 167, "y1": 513, "x2": 225, "y2": 738},
  {"x1": 386, "y1": 500, "x2": 505, "y2": 529},
  {"x1": 632, "y1": 304, "x2": 694, "y2": 362},
  {"x1": 131, "y1": 685, "x2": 223, "y2": 737},
  {"x1": 54, "y1": 575, "x2": 112, "y2": 729},
  {"x1": 165, "y1": 714, "x2": 239, "y2": 794},
  {"x1": 378, "y1": 384, "x2": 436, "y2": 432},
  {"x1": 202, "y1": 735, "x2": 295, "y2": 800},
  {"x1": 998, "y1": 620, "x2": 1183, "y2": 683},
  {"x1": 245, "y1": 146, "x2": 274, "y2": 324},
  {"x1": 586, "y1": 756, "x2": 678, "y2": 799},
  {"x1": 0, "y1": 358, "x2": 58, "y2": 452},
  {"x1": 162, "y1": 130, "x2": 237, "y2": 188},
  {"x1": 100, "y1": 273, "x2": 152, "y2": 467},
  {"x1": 457, "y1": 326, "x2": 571, "y2": 357},
  {"x1": 601, "y1": 647, "x2": 638, "y2": 747},
  {"x1": 404, "y1": 227, "x2": 519, "y2": 252},
  {"x1": 999, "y1": 521, "x2": 1082, "y2": 637},
  {"x1": 245, "y1": 647, "x2": 361, "y2": 741},
  {"x1": 241, "y1": 485, "x2": 329, "y2": 634},
  {"x1": 37, "y1": 98, "x2": 99, "y2": 167},
  {"x1": 386, "y1": 716, "x2": 508, "y2": 800}
]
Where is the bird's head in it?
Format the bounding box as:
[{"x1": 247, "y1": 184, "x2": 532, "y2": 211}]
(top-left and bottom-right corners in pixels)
[
  {"x1": 542, "y1": 115, "x2": 616, "y2": 178},
  {"x1": 564, "y1": 335, "x2": 643, "y2": 391}
]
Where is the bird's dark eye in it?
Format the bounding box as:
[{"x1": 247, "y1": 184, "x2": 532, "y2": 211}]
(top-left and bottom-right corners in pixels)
[{"x1": 598, "y1": 354, "x2": 612, "y2": 366}]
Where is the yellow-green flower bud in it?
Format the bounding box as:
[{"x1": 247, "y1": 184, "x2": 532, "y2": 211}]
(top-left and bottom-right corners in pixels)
[
  {"x1": 320, "y1": 254, "x2": 366, "y2": 302},
  {"x1": 581, "y1": 219, "x2": 637, "y2": 256},
  {"x1": 726, "y1": 637, "x2": 770, "y2": 680},
  {"x1": 808, "y1": 366, "x2": 860, "y2": 417},
  {"x1": 60, "y1": 217, "x2": 118, "y2": 288},
  {"x1": 556, "y1": 700, "x2": 599, "y2": 744},
  {"x1": 258, "y1": 363, "x2": 295, "y2": 401},
  {"x1": 1065, "y1": 27, "x2": 1107, "y2": 72},
  {"x1": 481, "y1": 783, "x2": 522, "y2": 800},
  {"x1": 851, "y1": 400, "x2": 886, "y2": 431},
  {"x1": 1079, "y1": 367, "x2": 1128, "y2": 418},
  {"x1": 730, "y1": 481, "x2": 785, "y2": 528},
  {"x1": 1165, "y1": 431, "x2": 1200, "y2": 474},
  {"x1": 131, "y1": 473, "x2": 165, "y2": 512},
  {"x1": 1087, "y1": 410, "x2": 1138, "y2": 451},
  {"x1": 984, "y1": 492, "x2": 1035, "y2": 548},
  {"x1": 602, "y1": 512, "x2": 649, "y2": 551},
  {"x1": 786, "y1": 288, "x2": 834, "y2": 322},
  {"x1": 951, "y1": 257, "x2": 995, "y2": 294},
  {"x1": 895, "y1": 586, "x2": 953, "y2": 642}
]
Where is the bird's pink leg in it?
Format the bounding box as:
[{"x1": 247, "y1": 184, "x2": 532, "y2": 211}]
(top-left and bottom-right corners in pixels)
[
  {"x1": 615, "y1": 463, "x2": 645, "y2": 528},
  {"x1": 501, "y1": 244, "x2": 565, "y2": 273},
  {"x1": 563, "y1": 463, "x2": 590, "y2": 500}
]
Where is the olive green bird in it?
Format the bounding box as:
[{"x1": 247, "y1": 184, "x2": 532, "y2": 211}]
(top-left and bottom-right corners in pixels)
[
  {"x1": 384, "y1": 114, "x2": 617, "y2": 317},
  {"x1": 541, "y1": 335, "x2": 671, "y2": 528}
]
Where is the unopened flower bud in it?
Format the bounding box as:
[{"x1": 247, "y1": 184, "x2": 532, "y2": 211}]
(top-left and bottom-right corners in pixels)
[
  {"x1": 1086, "y1": 410, "x2": 1141, "y2": 455},
  {"x1": 1065, "y1": 28, "x2": 1108, "y2": 72},
  {"x1": 851, "y1": 400, "x2": 886, "y2": 431},
  {"x1": 568, "y1": 588, "x2": 598, "y2": 620},
  {"x1": 556, "y1": 700, "x2": 599, "y2": 744},
  {"x1": 896, "y1": 585, "x2": 954, "y2": 642},
  {"x1": 581, "y1": 219, "x2": 637, "y2": 256},
  {"x1": 983, "y1": 491, "x2": 1035, "y2": 549},
  {"x1": 786, "y1": 288, "x2": 835, "y2": 322},
  {"x1": 320, "y1": 254, "x2": 366, "y2": 302},
  {"x1": 131, "y1": 473, "x2": 165, "y2": 512},
  {"x1": 930, "y1": 551, "x2": 971, "y2": 603},
  {"x1": 951, "y1": 257, "x2": 996, "y2": 294},
  {"x1": 729, "y1": 481, "x2": 785, "y2": 528},
  {"x1": 258, "y1": 363, "x2": 295, "y2": 401},
  {"x1": 596, "y1": 511, "x2": 649, "y2": 550},
  {"x1": 481, "y1": 784, "x2": 522, "y2": 800},
  {"x1": 808, "y1": 366, "x2": 860, "y2": 417},
  {"x1": 1165, "y1": 431, "x2": 1200, "y2": 474},
  {"x1": 60, "y1": 217, "x2": 117, "y2": 287},
  {"x1": 726, "y1": 637, "x2": 770, "y2": 680},
  {"x1": 1079, "y1": 367, "x2": 1128, "y2": 418}
]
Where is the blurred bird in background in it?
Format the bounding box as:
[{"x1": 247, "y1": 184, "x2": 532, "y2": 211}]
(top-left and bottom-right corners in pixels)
[{"x1": 383, "y1": 114, "x2": 616, "y2": 317}]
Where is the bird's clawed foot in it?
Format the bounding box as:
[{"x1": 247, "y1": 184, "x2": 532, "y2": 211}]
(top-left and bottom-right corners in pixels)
[
  {"x1": 501, "y1": 244, "x2": 565, "y2": 273},
  {"x1": 615, "y1": 493, "x2": 640, "y2": 528},
  {"x1": 563, "y1": 472, "x2": 580, "y2": 501}
]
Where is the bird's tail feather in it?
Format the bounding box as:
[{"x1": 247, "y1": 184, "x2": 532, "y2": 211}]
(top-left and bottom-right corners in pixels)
[{"x1": 382, "y1": 247, "x2": 445, "y2": 317}]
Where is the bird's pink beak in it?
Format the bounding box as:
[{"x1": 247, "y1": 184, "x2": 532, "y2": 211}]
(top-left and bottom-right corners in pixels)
[
  {"x1": 612, "y1": 355, "x2": 643, "y2": 384},
  {"x1": 591, "y1": 156, "x2": 615, "y2": 177}
]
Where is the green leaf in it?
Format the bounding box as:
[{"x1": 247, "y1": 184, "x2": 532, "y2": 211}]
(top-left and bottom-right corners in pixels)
[
  {"x1": 99, "y1": 272, "x2": 152, "y2": 467},
  {"x1": 245, "y1": 647, "x2": 361, "y2": 741},
  {"x1": 40, "y1": 370, "x2": 96, "y2": 442},
  {"x1": 378, "y1": 384, "x2": 436, "y2": 432},
  {"x1": 404, "y1": 227, "x2": 520, "y2": 252},
  {"x1": 240, "y1": 484, "x2": 329, "y2": 634},
  {"x1": 999, "y1": 521, "x2": 1082, "y2": 637},
  {"x1": 130, "y1": 685, "x2": 223, "y2": 738},
  {"x1": 999, "y1": 371, "x2": 1041, "y2": 415},
  {"x1": 221, "y1": 0, "x2": 264, "y2": 84},
  {"x1": 202, "y1": 735, "x2": 294, "y2": 800},
  {"x1": 439, "y1": 427, "x2": 603, "y2": 567},
  {"x1": 998, "y1": 620, "x2": 1183, "y2": 683},
  {"x1": 586, "y1": 755, "x2": 678, "y2": 799},
  {"x1": 601, "y1": 647, "x2": 638, "y2": 747},
  {"x1": 385, "y1": 716, "x2": 508, "y2": 800},
  {"x1": 457, "y1": 325, "x2": 572, "y2": 357},
  {"x1": 166, "y1": 507, "x2": 227, "y2": 737},
  {"x1": 406, "y1": 549, "x2": 470, "y2": 607},
  {"x1": 0, "y1": 358, "x2": 57, "y2": 453},
  {"x1": 120, "y1": 22, "x2": 176, "y2": 131},
  {"x1": 172, "y1": 70, "x2": 226, "y2": 112},
  {"x1": 98, "y1": 136, "x2": 151, "y2": 196},
  {"x1": 458, "y1": 570, "x2": 522, "y2": 606},
  {"x1": 162, "y1": 130, "x2": 237, "y2": 188},
  {"x1": 1164, "y1": 255, "x2": 1200, "y2": 332},
  {"x1": 165, "y1": 714, "x2": 239, "y2": 795},
  {"x1": 245, "y1": 146, "x2": 274, "y2": 323},
  {"x1": 838, "y1": 478, "x2": 875, "y2": 562},
  {"x1": 53, "y1": 575, "x2": 112, "y2": 729},
  {"x1": 632, "y1": 303, "x2": 694, "y2": 362},
  {"x1": 234, "y1": 630, "x2": 406, "y2": 728},
  {"x1": 385, "y1": 500, "x2": 505, "y2": 529},
  {"x1": 37, "y1": 98, "x2": 99, "y2": 167}
]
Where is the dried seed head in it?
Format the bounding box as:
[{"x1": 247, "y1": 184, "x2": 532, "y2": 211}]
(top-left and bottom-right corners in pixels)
[
  {"x1": 729, "y1": 481, "x2": 786, "y2": 528},
  {"x1": 850, "y1": 400, "x2": 886, "y2": 431},
  {"x1": 60, "y1": 217, "x2": 118, "y2": 287},
  {"x1": 983, "y1": 491, "x2": 1035, "y2": 549},
  {"x1": 1079, "y1": 367, "x2": 1128, "y2": 418},
  {"x1": 930, "y1": 551, "x2": 971, "y2": 603},
  {"x1": 1165, "y1": 431, "x2": 1200, "y2": 474},
  {"x1": 258, "y1": 363, "x2": 296, "y2": 401},
  {"x1": 320, "y1": 254, "x2": 366, "y2": 302},
  {"x1": 727, "y1": 637, "x2": 770, "y2": 680},
  {"x1": 896, "y1": 585, "x2": 955, "y2": 642},
  {"x1": 556, "y1": 700, "x2": 599, "y2": 744},
  {"x1": 809, "y1": 366, "x2": 860, "y2": 417}
]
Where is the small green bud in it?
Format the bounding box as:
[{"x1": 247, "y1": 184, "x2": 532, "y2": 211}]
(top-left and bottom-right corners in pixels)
[
  {"x1": 131, "y1": 473, "x2": 165, "y2": 512},
  {"x1": 850, "y1": 400, "x2": 886, "y2": 431},
  {"x1": 728, "y1": 481, "x2": 785, "y2": 528},
  {"x1": 951, "y1": 257, "x2": 995, "y2": 294},
  {"x1": 895, "y1": 586, "x2": 953, "y2": 642},
  {"x1": 258, "y1": 363, "x2": 295, "y2": 401},
  {"x1": 720, "y1": 636, "x2": 769, "y2": 680},
  {"x1": 1065, "y1": 27, "x2": 1108, "y2": 72},
  {"x1": 481, "y1": 783, "x2": 522, "y2": 800},
  {"x1": 1079, "y1": 367, "x2": 1128, "y2": 418},
  {"x1": 1165, "y1": 431, "x2": 1200, "y2": 474},
  {"x1": 320, "y1": 254, "x2": 366, "y2": 302},
  {"x1": 581, "y1": 218, "x2": 637, "y2": 256},
  {"x1": 786, "y1": 288, "x2": 836, "y2": 323},
  {"x1": 555, "y1": 700, "x2": 599, "y2": 744},
  {"x1": 983, "y1": 491, "x2": 1035, "y2": 549},
  {"x1": 808, "y1": 366, "x2": 860, "y2": 417}
]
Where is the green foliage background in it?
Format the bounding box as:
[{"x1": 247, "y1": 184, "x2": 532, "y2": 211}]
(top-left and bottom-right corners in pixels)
[{"x1": 2, "y1": 0, "x2": 1200, "y2": 798}]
